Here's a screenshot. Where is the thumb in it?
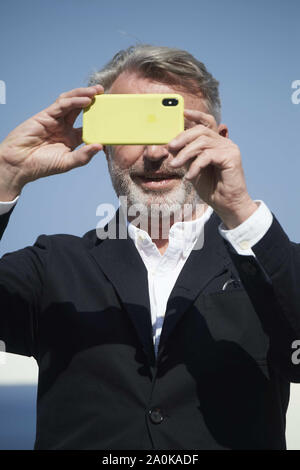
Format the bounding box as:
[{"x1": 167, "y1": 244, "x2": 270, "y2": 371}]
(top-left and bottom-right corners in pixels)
[{"x1": 64, "y1": 144, "x2": 103, "y2": 171}]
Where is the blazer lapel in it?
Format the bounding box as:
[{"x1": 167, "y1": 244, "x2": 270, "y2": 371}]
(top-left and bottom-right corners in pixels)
[
  {"x1": 89, "y1": 208, "x2": 155, "y2": 364},
  {"x1": 157, "y1": 212, "x2": 233, "y2": 358},
  {"x1": 89, "y1": 208, "x2": 234, "y2": 364}
]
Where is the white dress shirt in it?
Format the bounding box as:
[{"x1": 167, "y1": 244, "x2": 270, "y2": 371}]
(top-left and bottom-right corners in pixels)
[{"x1": 0, "y1": 197, "x2": 273, "y2": 356}]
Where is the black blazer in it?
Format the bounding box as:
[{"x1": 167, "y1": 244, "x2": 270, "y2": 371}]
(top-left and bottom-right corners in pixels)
[{"x1": 0, "y1": 205, "x2": 299, "y2": 450}]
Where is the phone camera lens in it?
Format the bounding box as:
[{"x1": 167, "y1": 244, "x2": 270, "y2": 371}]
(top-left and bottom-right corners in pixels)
[{"x1": 162, "y1": 98, "x2": 178, "y2": 106}]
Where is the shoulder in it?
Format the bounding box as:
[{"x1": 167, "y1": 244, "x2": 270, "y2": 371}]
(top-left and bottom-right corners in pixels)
[
  {"x1": 52, "y1": 228, "x2": 98, "y2": 245},
  {"x1": 33, "y1": 227, "x2": 103, "y2": 253}
]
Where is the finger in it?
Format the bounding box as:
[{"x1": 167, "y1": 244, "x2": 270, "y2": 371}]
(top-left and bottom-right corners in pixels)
[
  {"x1": 58, "y1": 85, "x2": 104, "y2": 100},
  {"x1": 184, "y1": 109, "x2": 217, "y2": 129},
  {"x1": 183, "y1": 117, "x2": 197, "y2": 130},
  {"x1": 185, "y1": 151, "x2": 224, "y2": 180},
  {"x1": 168, "y1": 124, "x2": 213, "y2": 153},
  {"x1": 65, "y1": 107, "x2": 85, "y2": 127},
  {"x1": 64, "y1": 86, "x2": 105, "y2": 126},
  {"x1": 169, "y1": 135, "x2": 213, "y2": 167},
  {"x1": 62, "y1": 144, "x2": 103, "y2": 172},
  {"x1": 73, "y1": 127, "x2": 83, "y2": 147},
  {"x1": 46, "y1": 96, "x2": 94, "y2": 119},
  {"x1": 185, "y1": 153, "x2": 213, "y2": 180}
]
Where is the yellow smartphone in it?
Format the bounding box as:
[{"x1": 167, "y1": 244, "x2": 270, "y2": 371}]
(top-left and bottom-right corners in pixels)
[{"x1": 82, "y1": 93, "x2": 184, "y2": 145}]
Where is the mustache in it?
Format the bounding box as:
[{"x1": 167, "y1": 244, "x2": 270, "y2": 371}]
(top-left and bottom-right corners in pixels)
[{"x1": 129, "y1": 166, "x2": 186, "y2": 179}]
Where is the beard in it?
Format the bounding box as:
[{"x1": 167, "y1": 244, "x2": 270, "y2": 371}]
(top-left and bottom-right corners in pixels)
[{"x1": 106, "y1": 146, "x2": 204, "y2": 232}]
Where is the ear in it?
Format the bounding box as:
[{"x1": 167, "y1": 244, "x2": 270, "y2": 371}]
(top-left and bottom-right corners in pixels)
[{"x1": 218, "y1": 124, "x2": 229, "y2": 138}]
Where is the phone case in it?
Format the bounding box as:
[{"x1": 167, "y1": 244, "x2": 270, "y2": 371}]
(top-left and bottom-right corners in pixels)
[{"x1": 82, "y1": 93, "x2": 184, "y2": 145}]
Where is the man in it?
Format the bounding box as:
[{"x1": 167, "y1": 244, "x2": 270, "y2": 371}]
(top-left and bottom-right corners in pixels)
[{"x1": 0, "y1": 44, "x2": 299, "y2": 450}]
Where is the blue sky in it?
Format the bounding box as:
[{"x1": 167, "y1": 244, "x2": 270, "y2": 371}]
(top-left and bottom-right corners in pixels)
[{"x1": 0, "y1": 0, "x2": 300, "y2": 255}]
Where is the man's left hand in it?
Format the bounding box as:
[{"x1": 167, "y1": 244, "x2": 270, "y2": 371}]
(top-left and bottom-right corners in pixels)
[{"x1": 168, "y1": 109, "x2": 258, "y2": 229}]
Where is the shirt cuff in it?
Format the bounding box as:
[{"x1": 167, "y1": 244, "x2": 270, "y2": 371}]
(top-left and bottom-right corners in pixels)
[
  {"x1": 0, "y1": 195, "x2": 20, "y2": 216},
  {"x1": 218, "y1": 200, "x2": 273, "y2": 256}
]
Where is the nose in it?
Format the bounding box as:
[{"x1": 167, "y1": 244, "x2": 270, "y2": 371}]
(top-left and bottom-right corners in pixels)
[{"x1": 143, "y1": 145, "x2": 169, "y2": 162}]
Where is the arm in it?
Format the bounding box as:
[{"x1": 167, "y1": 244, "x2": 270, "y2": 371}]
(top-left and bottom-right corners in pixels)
[
  {"x1": 0, "y1": 85, "x2": 104, "y2": 357},
  {"x1": 224, "y1": 215, "x2": 300, "y2": 382},
  {"x1": 218, "y1": 201, "x2": 300, "y2": 382},
  {"x1": 0, "y1": 206, "x2": 49, "y2": 358},
  {"x1": 167, "y1": 109, "x2": 300, "y2": 382}
]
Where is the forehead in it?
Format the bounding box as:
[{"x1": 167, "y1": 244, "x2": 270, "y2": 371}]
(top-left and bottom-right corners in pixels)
[{"x1": 109, "y1": 71, "x2": 208, "y2": 122}]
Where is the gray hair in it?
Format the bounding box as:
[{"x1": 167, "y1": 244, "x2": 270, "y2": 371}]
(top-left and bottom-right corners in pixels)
[{"x1": 88, "y1": 44, "x2": 221, "y2": 125}]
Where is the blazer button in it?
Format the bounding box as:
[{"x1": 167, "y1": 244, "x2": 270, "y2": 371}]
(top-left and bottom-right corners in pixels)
[{"x1": 149, "y1": 407, "x2": 164, "y2": 424}]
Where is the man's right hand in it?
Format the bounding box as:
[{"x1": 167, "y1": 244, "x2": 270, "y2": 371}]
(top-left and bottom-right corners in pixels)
[{"x1": 0, "y1": 85, "x2": 104, "y2": 201}]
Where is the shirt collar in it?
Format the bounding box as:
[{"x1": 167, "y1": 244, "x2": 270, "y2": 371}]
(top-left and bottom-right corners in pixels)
[{"x1": 127, "y1": 205, "x2": 214, "y2": 248}]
